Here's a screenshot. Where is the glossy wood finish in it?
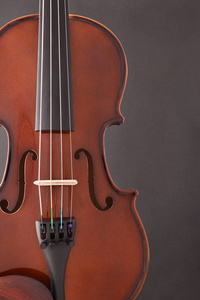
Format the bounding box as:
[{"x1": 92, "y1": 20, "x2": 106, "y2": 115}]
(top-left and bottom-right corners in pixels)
[
  {"x1": 0, "y1": 15, "x2": 149, "y2": 299},
  {"x1": 0, "y1": 275, "x2": 53, "y2": 299}
]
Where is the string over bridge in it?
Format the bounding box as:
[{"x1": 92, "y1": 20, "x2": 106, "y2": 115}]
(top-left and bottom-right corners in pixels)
[{"x1": 34, "y1": 179, "x2": 78, "y2": 186}]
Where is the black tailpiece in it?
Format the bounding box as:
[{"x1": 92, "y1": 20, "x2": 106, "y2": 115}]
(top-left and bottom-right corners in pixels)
[{"x1": 36, "y1": 219, "x2": 76, "y2": 300}]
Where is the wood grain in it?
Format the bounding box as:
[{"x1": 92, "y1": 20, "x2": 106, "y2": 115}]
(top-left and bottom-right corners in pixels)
[{"x1": 0, "y1": 275, "x2": 52, "y2": 299}]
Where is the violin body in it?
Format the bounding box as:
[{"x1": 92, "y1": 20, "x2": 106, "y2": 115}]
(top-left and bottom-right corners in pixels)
[
  {"x1": 0, "y1": 276, "x2": 53, "y2": 299},
  {"x1": 0, "y1": 13, "x2": 149, "y2": 300}
]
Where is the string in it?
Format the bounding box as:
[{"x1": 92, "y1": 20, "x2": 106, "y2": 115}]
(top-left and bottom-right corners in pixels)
[
  {"x1": 50, "y1": 0, "x2": 53, "y2": 231},
  {"x1": 37, "y1": 0, "x2": 45, "y2": 229},
  {"x1": 64, "y1": 0, "x2": 74, "y2": 225},
  {"x1": 57, "y1": 0, "x2": 64, "y2": 229}
]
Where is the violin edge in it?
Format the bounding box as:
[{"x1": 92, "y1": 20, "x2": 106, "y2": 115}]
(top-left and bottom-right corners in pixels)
[{"x1": 128, "y1": 194, "x2": 150, "y2": 300}]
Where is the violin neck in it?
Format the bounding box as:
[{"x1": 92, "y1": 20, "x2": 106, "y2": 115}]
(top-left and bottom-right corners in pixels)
[{"x1": 35, "y1": 0, "x2": 74, "y2": 132}]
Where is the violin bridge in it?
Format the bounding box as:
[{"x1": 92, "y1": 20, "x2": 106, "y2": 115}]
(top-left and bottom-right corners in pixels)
[{"x1": 33, "y1": 179, "x2": 78, "y2": 186}]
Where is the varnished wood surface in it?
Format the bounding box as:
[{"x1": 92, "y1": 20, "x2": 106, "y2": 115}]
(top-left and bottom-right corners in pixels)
[
  {"x1": 0, "y1": 275, "x2": 53, "y2": 299},
  {"x1": 0, "y1": 15, "x2": 149, "y2": 299}
]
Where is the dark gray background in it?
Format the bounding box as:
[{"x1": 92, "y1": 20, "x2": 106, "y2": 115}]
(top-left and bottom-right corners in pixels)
[{"x1": 0, "y1": 0, "x2": 200, "y2": 299}]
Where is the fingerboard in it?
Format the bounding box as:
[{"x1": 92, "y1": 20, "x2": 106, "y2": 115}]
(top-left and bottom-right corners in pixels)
[{"x1": 35, "y1": 0, "x2": 74, "y2": 132}]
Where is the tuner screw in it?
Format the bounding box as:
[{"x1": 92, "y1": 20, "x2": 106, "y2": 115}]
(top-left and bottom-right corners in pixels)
[
  {"x1": 49, "y1": 242, "x2": 56, "y2": 249},
  {"x1": 40, "y1": 242, "x2": 47, "y2": 249},
  {"x1": 68, "y1": 241, "x2": 75, "y2": 248},
  {"x1": 58, "y1": 241, "x2": 66, "y2": 248}
]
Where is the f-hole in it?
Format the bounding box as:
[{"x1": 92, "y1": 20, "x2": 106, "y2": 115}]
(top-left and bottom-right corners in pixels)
[
  {"x1": 0, "y1": 119, "x2": 38, "y2": 214},
  {"x1": 0, "y1": 150, "x2": 37, "y2": 214},
  {"x1": 0, "y1": 123, "x2": 9, "y2": 191},
  {"x1": 75, "y1": 148, "x2": 113, "y2": 211}
]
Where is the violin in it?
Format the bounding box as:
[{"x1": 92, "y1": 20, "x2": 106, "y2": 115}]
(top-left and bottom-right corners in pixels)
[{"x1": 0, "y1": 0, "x2": 149, "y2": 299}]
